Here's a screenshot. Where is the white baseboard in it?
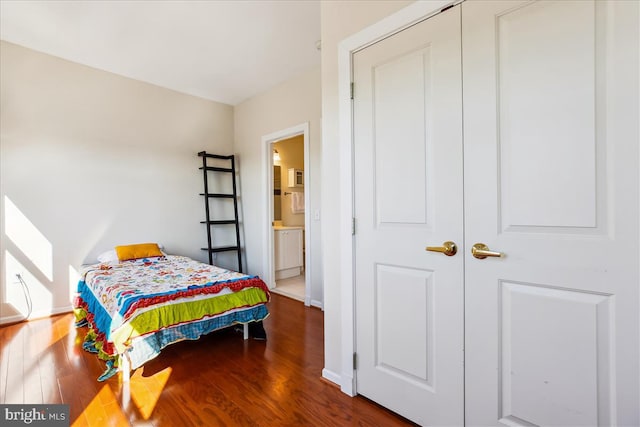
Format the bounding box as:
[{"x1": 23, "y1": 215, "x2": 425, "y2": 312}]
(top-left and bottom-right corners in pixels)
[
  {"x1": 321, "y1": 368, "x2": 342, "y2": 387},
  {"x1": 0, "y1": 313, "x2": 26, "y2": 325},
  {"x1": 0, "y1": 305, "x2": 73, "y2": 325},
  {"x1": 340, "y1": 372, "x2": 356, "y2": 397},
  {"x1": 310, "y1": 299, "x2": 323, "y2": 310},
  {"x1": 323, "y1": 369, "x2": 355, "y2": 396}
]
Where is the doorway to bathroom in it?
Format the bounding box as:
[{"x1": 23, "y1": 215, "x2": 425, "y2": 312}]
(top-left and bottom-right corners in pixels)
[
  {"x1": 261, "y1": 122, "x2": 311, "y2": 306},
  {"x1": 271, "y1": 135, "x2": 305, "y2": 302}
]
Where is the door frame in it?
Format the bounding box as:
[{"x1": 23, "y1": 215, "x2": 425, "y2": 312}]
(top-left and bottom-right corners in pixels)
[
  {"x1": 262, "y1": 122, "x2": 312, "y2": 306},
  {"x1": 337, "y1": 0, "x2": 461, "y2": 396}
]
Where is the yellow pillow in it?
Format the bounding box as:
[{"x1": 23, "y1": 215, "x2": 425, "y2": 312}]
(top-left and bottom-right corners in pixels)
[{"x1": 115, "y1": 243, "x2": 163, "y2": 261}]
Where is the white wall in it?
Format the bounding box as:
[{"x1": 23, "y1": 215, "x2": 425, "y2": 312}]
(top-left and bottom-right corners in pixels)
[
  {"x1": 0, "y1": 1, "x2": 410, "y2": 378},
  {"x1": 0, "y1": 42, "x2": 234, "y2": 323},
  {"x1": 319, "y1": 0, "x2": 412, "y2": 382},
  {"x1": 234, "y1": 66, "x2": 322, "y2": 305}
]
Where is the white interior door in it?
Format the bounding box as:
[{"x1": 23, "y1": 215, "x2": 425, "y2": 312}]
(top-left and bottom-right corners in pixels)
[
  {"x1": 462, "y1": 1, "x2": 639, "y2": 425},
  {"x1": 353, "y1": 6, "x2": 464, "y2": 426},
  {"x1": 352, "y1": 0, "x2": 638, "y2": 426}
]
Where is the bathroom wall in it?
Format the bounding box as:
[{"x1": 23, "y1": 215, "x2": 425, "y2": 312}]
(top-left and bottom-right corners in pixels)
[{"x1": 274, "y1": 134, "x2": 304, "y2": 227}]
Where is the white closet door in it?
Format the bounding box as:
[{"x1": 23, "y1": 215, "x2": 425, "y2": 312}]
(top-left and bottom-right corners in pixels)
[
  {"x1": 353, "y1": 5, "x2": 464, "y2": 426},
  {"x1": 463, "y1": 1, "x2": 639, "y2": 425},
  {"x1": 351, "y1": 1, "x2": 638, "y2": 425}
]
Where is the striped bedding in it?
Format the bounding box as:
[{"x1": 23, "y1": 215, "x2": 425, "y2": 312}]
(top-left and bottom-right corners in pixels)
[{"x1": 74, "y1": 255, "x2": 269, "y2": 375}]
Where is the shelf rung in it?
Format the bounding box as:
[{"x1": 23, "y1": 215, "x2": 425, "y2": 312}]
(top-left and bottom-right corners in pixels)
[
  {"x1": 200, "y1": 193, "x2": 234, "y2": 198},
  {"x1": 199, "y1": 166, "x2": 233, "y2": 173},
  {"x1": 201, "y1": 246, "x2": 239, "y2": 253},
  {"x1": 200, "y1": 220, "x2": 237, "y2": 225},
  {"x1": 198, "y1": 151, "x2": 234, "y2": 160}
]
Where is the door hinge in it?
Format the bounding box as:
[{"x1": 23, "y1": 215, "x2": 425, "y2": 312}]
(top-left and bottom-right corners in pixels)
[
  {"x1": 352, "y1": 217, "x2": 356, "y2": 235},
  {"x1": 350, "y1": 82, "x2": 354, "y2": 100},
  {"x1": 353, "y1": 352, "x2": 357, "y2": 370}
]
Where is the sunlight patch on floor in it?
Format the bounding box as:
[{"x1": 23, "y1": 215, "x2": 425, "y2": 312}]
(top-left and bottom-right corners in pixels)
[
  {"x1": 28, "y1": 315, "x2": 70, "y2": 355},
  {"x1": 72, "y1": 385, "x2": 128, "y2": 427},
  {"x1": 128, "y1": 366, "x2": 172, "y2": 420}
]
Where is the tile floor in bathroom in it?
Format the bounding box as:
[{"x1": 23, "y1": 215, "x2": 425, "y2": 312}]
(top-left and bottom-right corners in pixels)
[{"x1": 272, "y1": 274, "x2": 305, "y2": 302}]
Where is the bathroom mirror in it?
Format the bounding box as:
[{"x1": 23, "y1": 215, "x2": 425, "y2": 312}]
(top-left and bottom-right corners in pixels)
[{"x1": 273, "y1": 165, "x2": 281, "y2": 221}]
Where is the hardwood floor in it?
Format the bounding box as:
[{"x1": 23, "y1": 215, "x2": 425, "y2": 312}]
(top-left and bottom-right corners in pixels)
[{"x1": 0, "y1": 294, "x2": 415, "y2": 426}]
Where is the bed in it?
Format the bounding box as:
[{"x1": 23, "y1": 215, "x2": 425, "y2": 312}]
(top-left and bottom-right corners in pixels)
[{"x1": 73, "y1": 243, "x2": 270, "y2": 382}]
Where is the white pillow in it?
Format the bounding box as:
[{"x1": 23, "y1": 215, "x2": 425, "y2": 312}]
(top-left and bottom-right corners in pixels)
[{"x1": 96, "y1": 249, "x2": 118, "y2": 263}]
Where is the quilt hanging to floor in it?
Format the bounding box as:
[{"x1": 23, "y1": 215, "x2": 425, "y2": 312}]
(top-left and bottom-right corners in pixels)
[{"x1": 74, "y1": 254, "x2": 270, "y2": 380}]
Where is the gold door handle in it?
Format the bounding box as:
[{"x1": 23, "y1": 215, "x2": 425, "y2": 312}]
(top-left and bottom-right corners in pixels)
[
  {"x1": 471, "y1": 243, "x2": 503, "y2": 259},
  {"x1": 425, "y1": 241, "x2": 457, "y2": 256}
]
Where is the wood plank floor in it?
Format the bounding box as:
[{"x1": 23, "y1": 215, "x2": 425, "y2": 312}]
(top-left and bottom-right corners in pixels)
[{"x1": 0, "y1": 294, "x2": 415, "y2": 426}]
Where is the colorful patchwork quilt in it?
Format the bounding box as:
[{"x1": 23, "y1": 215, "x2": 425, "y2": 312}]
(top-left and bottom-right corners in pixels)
[{"x1": 74, "y1": 255, "x2": 270, "y2": 380}]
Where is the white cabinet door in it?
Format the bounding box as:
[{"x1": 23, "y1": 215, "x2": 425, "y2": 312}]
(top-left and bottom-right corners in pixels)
[
  {"x1": 282, "y1": 229, "x2": 302, "y2": 270},
  {"x1": 275, "y1": 229, "x2": 303, "y2": 271},
  {"x1": 274, "y1": 230, "x2": 284, "y2": 271}
]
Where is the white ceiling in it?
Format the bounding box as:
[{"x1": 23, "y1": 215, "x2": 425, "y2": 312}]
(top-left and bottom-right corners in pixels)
[{"x1": 0, "y1": 0, "x2": 321, "y2": 105}]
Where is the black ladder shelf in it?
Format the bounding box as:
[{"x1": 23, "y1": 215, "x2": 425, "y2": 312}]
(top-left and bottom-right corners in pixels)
[{"x1": 198, "y1": 151, "x2": 242, "y2": 272}]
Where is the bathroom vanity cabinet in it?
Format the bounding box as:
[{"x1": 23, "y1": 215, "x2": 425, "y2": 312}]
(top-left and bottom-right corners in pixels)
[{"x1": 274, "y1": 227, "x2": 303, "y2": 280}]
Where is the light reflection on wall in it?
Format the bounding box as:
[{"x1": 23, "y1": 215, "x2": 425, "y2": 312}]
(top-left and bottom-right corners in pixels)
[
  {"x1": 69, "y1": 264, "x2": 80, "y2": 304},
  {"x1": 4, "y1": 250, "x2": 52, "y2": 318},
  {"x1": 4, "y1": 195, "x2": 53, "y2": 280}
]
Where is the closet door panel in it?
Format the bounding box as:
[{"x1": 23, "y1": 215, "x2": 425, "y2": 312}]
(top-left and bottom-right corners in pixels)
[
  {"x1": 496, "y1": 0, "x2": 597, "y2": 229},
  {"x1": 463, "y1": 1, "x2": 639, "y2": 426}
]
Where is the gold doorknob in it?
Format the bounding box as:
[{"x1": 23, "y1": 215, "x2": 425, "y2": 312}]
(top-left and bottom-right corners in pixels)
[
  {"x1": 425, "y1": 241, "x2": 457, "y2": 256},
  {"x1": 471, "y1": 243, "x2": 503, "y2": 259}
]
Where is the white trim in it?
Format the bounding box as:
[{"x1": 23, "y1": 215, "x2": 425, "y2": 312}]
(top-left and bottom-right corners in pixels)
[
  {"x1": 321, "y1": 368, "x2": 342, "y2": 387},
  {"x1": 0, "y1": 314, "x2": 25, "y2": 325},
  {"x1": 337, "y1": 0, "x2": 456, "y2": 397},
  {"x1": 310, "y1": 299, "x2": 323, "y2": 310},
  {"x1": 261, "y1": 122, "x2": 312, "y2": 306},
  {"x1": 0, "y1": 304, "x2": 73, "y2": 325}
]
